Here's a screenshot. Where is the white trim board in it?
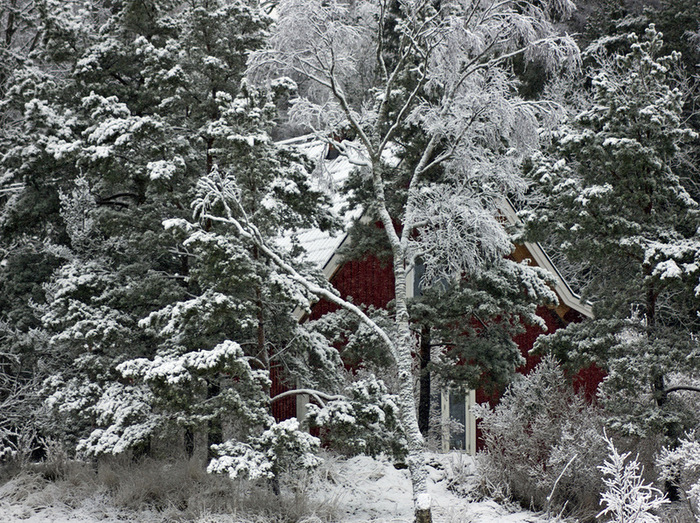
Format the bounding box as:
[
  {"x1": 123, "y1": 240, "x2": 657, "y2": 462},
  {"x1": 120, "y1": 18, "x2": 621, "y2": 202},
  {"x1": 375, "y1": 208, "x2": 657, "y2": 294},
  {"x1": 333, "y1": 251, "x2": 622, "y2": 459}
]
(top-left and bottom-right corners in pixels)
[{"x1": 498, "y1": 198, "x2": 593, "y2": 319}]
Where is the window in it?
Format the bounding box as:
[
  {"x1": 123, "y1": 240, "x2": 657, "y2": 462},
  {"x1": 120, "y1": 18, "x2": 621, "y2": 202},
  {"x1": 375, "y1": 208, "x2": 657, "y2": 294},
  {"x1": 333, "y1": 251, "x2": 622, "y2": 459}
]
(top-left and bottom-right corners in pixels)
[{"x1": 440, "y1": 389, "x2": 476, "y2": 454}]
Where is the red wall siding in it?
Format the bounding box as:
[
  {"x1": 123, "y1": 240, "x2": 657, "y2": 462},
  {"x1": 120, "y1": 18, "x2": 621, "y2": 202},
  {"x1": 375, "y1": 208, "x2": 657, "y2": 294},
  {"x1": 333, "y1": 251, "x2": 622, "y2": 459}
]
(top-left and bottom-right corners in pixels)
[
  {"x1": 513, "y1": 305, "x2": 604, "y2": 401},
  {"x1": 272, "y1": 255, "x2": 395, "y2": 422},
  {"x1": 514, "y1": 305, "x2": 564, "y2": 373},
  {"x1": 573, "y1": 363, "x2": 606, "y2": 401},
  {"x1": 270, "y1": 365, "x2": 297, "y2": 421},
  {"x1": 275, "y1": 252, "x2": 604, "y2": 432},
  {"x1": 475, "y1": 306, "x2": 563, "y2": 406},
  {"x1": 310, "y1": 256, "x2": 396, "y2": 320}
]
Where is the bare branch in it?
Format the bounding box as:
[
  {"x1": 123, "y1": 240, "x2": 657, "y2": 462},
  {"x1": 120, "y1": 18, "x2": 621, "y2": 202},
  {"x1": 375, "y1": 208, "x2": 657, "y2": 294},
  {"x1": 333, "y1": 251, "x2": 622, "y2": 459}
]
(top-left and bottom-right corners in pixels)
[{"x1": 665, "y1": 385, "x2": 700, "y2": 395}]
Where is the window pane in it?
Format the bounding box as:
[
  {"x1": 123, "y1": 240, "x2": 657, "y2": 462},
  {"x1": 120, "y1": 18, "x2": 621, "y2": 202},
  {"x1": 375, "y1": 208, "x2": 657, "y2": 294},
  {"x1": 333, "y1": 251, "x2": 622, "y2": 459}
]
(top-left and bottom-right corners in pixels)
[{"x1": 449, "y1": 392, "x2": 466, "y2": 450}]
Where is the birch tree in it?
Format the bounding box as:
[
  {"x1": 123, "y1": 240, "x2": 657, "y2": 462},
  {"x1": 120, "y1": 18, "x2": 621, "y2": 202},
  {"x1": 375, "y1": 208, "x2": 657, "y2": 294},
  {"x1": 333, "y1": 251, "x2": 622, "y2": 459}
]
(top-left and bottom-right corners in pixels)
[{"x1": 190, "y1": 1, "x2": 579, "y2": 519}]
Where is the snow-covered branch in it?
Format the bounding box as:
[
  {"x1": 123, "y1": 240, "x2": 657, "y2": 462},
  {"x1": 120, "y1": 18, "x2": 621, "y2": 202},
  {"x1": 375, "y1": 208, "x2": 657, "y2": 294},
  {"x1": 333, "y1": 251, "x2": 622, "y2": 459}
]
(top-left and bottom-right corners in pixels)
[
  {"x1": 271, "y1": 388, "x2": 345, "y2": 407},
  {"x1": 193, "y1": 172, "x2": 399, "y2": 362},
  {"x1": 597, "y1": 432, "x2": 669, "y2": 522}
]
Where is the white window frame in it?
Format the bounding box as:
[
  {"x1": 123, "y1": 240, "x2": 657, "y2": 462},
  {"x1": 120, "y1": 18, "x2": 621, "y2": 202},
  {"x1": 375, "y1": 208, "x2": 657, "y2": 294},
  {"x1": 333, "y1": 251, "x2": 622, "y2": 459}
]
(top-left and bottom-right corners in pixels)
[{"x1": 441, "y1": 389, "x2": 477, "y2": 455}]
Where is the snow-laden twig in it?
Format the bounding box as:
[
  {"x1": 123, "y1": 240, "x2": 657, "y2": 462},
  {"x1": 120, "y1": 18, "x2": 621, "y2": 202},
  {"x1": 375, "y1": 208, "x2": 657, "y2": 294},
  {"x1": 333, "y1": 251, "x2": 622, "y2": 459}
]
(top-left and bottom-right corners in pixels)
[
  {"x1": 546, "y1": 452, "x2": 577, "y2": 513},
  {"x1": 597, "y1": 431, "x2": 669, "y2": 523}
]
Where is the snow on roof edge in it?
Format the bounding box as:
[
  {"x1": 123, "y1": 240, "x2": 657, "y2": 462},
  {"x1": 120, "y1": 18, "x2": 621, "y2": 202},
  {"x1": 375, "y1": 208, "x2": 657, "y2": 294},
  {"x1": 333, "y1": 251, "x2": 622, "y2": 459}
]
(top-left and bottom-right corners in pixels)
[{"x1": 500, "y1": 198, "x2": 594, "y2": 319}]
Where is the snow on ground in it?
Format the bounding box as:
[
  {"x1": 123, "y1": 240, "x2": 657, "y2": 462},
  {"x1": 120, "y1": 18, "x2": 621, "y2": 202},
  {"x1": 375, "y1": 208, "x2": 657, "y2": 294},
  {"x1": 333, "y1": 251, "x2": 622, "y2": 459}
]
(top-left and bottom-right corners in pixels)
[
  {"x1": 0, "y1": 453, "x2": 551, "y2": 522},
  {"x1": 312, "y1": 452, "x2": 549, "y2": 523}
]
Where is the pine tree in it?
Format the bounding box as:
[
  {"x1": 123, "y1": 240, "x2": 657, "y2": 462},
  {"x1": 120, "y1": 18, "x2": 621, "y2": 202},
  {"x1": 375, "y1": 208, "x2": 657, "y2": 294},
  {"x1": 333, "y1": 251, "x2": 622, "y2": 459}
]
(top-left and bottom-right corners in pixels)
[
  {"x1": 0, "y1": 0, "x2": 339, "y2": 466},
  {"x1": 525, "y1": 26, "x2": 700, "y2": 442},
  {"x1": 122, "y1": 80, "x2": 341, "y2": 468},
  {"x1": 411, "y1": 260, "x2": 558, "y2": 395}
]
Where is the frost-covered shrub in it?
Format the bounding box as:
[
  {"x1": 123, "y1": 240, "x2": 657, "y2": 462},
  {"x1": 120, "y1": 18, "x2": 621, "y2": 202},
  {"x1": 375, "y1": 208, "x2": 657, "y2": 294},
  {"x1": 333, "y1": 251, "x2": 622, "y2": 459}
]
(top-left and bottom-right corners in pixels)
[
  {"x1": 657, "y1": 432, "x2": 700, "y2": 518},
  {"x1": 598, "y1": 433, "x2": 668, "y2": 523},
  {"x1": 0, "y1": 426, "x2": 42, "y2": 470},
  {"x1": 306, "y1": 375, "x2": 406, "y2": 460},
  {"x1": 207, "y1": 418, "x2": 321, "y2": 481},
  {"x1": 473, "y1": 357, "x2": 607, "y2": 519}
]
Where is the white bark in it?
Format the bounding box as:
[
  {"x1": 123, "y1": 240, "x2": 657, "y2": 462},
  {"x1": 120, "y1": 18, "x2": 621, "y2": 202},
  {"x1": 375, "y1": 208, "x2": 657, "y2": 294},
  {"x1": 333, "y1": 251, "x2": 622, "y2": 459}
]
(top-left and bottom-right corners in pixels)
[{"x1": 392, "y1": 248, "x2": 430, "y2": 504}]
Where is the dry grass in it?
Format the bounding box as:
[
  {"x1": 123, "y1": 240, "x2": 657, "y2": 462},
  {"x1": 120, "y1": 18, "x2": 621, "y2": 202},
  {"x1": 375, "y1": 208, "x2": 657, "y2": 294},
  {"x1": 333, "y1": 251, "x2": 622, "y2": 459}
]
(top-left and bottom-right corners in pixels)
[{"x1": 0, "y1": 453, "x2": 341, "y2": 522}]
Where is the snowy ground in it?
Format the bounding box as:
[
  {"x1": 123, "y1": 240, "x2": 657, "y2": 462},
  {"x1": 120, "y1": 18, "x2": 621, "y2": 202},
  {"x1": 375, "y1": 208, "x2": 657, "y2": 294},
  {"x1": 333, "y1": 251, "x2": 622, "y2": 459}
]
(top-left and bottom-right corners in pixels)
[
  {"x1": 311, "y1": 453, "x2": 548, "y2": 523},
  {"x1": 0, "y1": 453, "x2": 552, "y2": 522}
]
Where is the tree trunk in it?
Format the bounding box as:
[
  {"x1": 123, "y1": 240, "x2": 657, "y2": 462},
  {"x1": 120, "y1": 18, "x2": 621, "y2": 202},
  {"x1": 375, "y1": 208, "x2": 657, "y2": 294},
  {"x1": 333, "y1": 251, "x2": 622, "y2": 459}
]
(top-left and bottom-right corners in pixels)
[
  {"x1": 255, "y1": 283, "x2": 268, "y2": 371},
  {"x1": 418, "y1": 325, "x2": 431, "y2": 437},
  {"x1": 415, "y1": 501, "x2": 432, "y2": 523},
  {"x1": 653, "y1": 372, "x2": 682, "y2": 501},
  {"x1": 253, "y1": 246, "x2": 271, "y2": 393},
  {"x1": 392, "y1": 257, "x2": 431, "y2": 521},
  {"x1": 647, "y1": 283, "x2": 681, "y2": 501}
]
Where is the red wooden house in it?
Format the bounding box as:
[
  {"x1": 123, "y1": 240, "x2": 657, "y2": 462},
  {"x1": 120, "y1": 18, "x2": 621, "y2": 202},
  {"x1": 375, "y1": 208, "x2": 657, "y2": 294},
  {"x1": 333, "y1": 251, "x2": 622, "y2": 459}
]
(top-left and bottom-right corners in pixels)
[{"x1": 272, "y1": 136, "x2": 602, "y2": 453}]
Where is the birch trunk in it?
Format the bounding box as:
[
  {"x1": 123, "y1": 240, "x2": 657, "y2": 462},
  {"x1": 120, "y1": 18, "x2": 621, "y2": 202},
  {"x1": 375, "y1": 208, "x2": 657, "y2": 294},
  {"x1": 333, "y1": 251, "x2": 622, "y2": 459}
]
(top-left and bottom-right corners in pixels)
[
  {"x1": 392, "y1": 252, "x2": 430, "y2": 521},
  {"x1": 369, "y1": 147, "x2": 432, "y2": 520}
]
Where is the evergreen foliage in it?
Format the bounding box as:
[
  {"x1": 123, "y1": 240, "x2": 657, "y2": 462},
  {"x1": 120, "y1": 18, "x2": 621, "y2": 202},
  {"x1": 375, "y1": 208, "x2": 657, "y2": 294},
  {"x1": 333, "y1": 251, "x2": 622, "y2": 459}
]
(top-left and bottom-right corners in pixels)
[
  {"x1": 411, "y1": 259, "x2": 558, "y2": 394},
  {"x1": 1, "y1": 0, "x2": 699, "y2": 516},
  {"x1": 0, "y1": 0, "x2": 340, "y2": 472},
  {"x1": 306, "y1": 375, "x2": 406, "y2": 460},
  {"x1": 524, "y1": 26, "x2": 700, "y2": 439}
]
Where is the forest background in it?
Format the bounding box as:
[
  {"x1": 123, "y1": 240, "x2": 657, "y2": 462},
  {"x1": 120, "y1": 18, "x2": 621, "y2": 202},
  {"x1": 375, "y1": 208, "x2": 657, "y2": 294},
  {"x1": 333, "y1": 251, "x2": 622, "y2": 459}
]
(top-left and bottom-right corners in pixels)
[{"x1": 0, "y1": 0, "x2": 699, "y2": 521}]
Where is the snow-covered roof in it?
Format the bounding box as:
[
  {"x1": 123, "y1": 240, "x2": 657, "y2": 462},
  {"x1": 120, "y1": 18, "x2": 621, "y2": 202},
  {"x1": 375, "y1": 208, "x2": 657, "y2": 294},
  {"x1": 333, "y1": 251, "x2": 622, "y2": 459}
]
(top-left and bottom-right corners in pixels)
[
  {"x1": 294, "y1": 228, "x2": 349, "y2": 272},
  {"x1": 278, "y1": 134, "x2": 360, "y2": 278}
]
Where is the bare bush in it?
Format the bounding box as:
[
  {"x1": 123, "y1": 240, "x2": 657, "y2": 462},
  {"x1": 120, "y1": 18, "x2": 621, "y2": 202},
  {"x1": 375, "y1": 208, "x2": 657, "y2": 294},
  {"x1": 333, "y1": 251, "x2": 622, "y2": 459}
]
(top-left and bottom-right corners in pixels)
[{"x1": 473, "y1": 357, "x2": 608, "y2": 519}]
